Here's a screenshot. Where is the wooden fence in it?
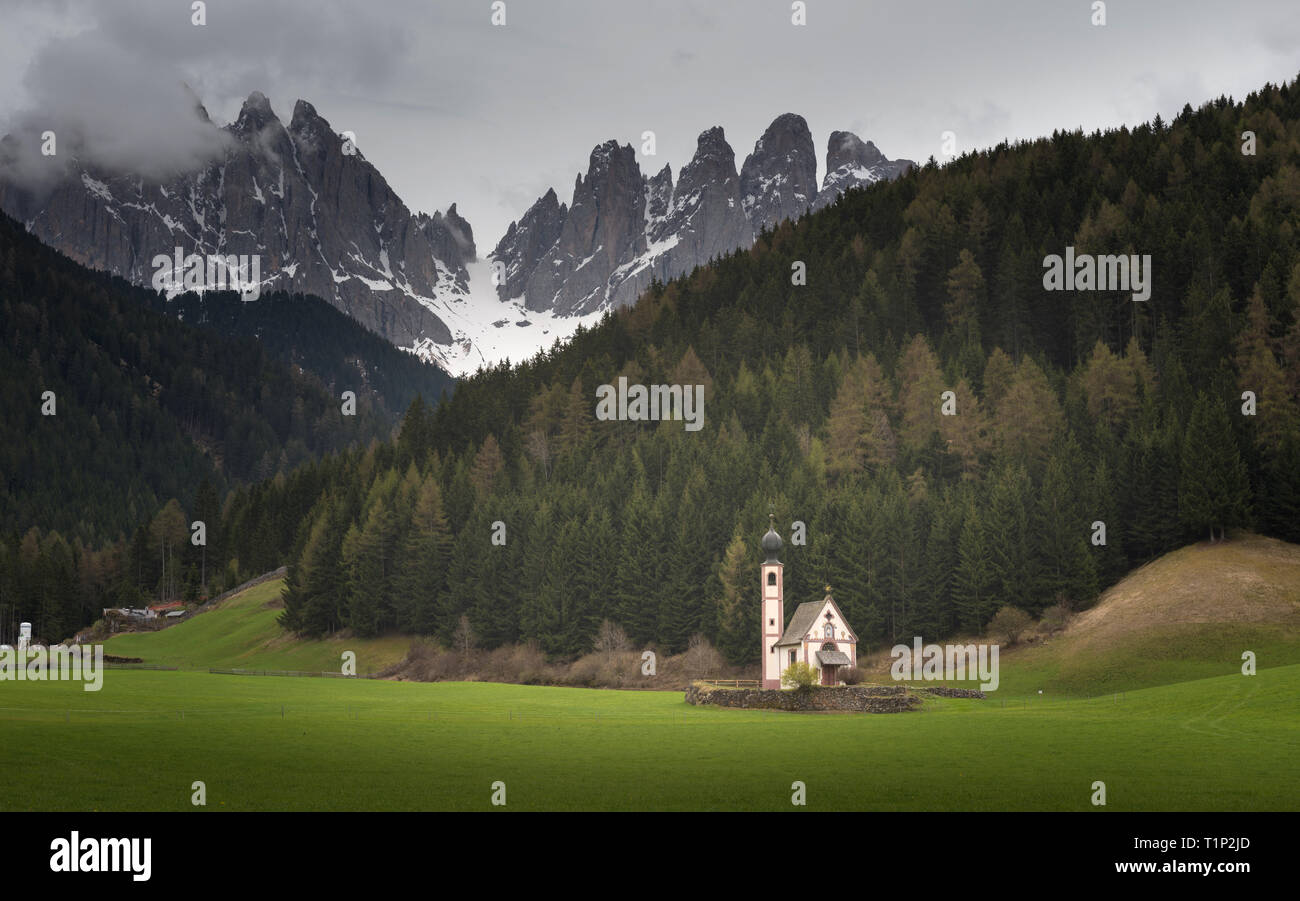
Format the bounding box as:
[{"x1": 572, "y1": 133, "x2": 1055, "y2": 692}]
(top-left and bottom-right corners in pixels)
[
  {"x1": 208, "y1": 668, "x2": 365, "y2": 678},
  {"x1": 697, "y1": 679, "x2": 760, "y2": 688}
]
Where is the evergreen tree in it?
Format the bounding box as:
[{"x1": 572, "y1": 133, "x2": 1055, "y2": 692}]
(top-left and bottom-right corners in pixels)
[
  {"x1": 715, "y1": 528, "x2": 754, "y2": 664},
  {"x1": 395, "y1": 475, "x2": 453, "y2": 633},
  {"x1": 1179, "y1": 392, "x2": 1252, "y2": 541}
]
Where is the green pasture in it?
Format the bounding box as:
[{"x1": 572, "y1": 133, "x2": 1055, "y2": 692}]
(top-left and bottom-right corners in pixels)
[
  {"x1": 102, "y1": 580, "x2": 409, "y2": 674},
  {"x1": 1, "y1": 664, "x2": 1295, "y2": 811}
]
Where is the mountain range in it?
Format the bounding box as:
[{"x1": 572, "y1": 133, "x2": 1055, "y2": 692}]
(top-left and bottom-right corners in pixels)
[
  {"x1": 0, "y1": 93, "x2": 912, "y2": 375},
  {"x1": 490, "y1": 114, "x2": 913, "y2": 317}
]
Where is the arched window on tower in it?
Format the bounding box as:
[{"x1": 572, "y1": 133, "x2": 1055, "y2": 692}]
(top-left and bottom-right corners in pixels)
[{"x1": 767, "y1": 572, "x2": 776, "y2": 586}]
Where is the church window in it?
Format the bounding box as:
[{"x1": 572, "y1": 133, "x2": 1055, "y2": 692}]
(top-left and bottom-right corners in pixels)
[
  {"x1": 789, "y1": 650, "x2": 796, "y2": 665},
  {"x1": 824, "y1": 622, "x2": 834, "y2": 638},
  {"x1": 769, "y1": 618, "x2": 775, "y2": 626},
  {"x1": 767, "y1": 572, "x2": 776, "y2": 586}
]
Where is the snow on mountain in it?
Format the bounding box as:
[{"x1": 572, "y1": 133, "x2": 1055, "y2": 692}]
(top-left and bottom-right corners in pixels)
[{"x1": 1, "y1": 94, "x2": 912, "y2": 380}]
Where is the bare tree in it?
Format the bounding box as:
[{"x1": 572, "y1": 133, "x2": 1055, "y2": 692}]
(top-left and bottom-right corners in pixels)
[
  {"x1": 988, "y1": 605, "x2": 1033, "y2": 645},
  {"x1": 452, "y1": 614, "x2": 477, "y2": 656},
  {"x1": 526, "y1": 429, "x2": 552, "y2": 482},
  {"x1": 593, "y1": 619, "x2": 630, "y2": 658},
  {"x1": 683, "y1": 633, "x2": 723, "y2": 678}
]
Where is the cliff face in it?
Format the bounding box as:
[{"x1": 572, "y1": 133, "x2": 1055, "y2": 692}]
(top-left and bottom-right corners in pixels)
[
  {"x1": 0, "y1": 91, "x2": 475, "y2": 351},
  {"x1": 1, "y1": 93, "x2": 916, "y2": 371},
  {"x1": 492, "y1": 114, "x2": 913, "y2": 316}
]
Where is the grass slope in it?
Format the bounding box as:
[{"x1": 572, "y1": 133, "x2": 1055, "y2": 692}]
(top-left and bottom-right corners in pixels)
[
  {"x1": 867, "y1": 534, "x2": 1300, "y2": 698},
  {"x1": 0, "y1": 666, "x2": 1295, "y2": 811},
  {"x1": 103, "y1": 579, "x2": 408, "y2": 674},
  {"x1": 996, "y1": 534, "x2": 1300, "y2": 696}
]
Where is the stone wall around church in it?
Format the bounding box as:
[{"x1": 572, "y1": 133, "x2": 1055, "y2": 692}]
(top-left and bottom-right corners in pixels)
[{"x1": 684, "y1": 682, "x2": 985, "y2": 712}]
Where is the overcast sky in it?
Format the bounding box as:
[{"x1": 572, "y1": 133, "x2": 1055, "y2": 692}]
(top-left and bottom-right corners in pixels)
[{"x1": 2, "y1": 0, "x2": 1298, "y2": 248}]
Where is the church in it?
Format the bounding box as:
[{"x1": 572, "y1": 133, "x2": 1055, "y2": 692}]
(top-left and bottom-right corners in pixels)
[{"x1": 759, "y1": 516, "x2": 858, "y2": 689}]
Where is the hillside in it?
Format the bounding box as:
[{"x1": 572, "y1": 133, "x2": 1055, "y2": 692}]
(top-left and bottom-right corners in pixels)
[
  {"x1": 863, "y1": 533, "x2": 1300, "y2": 697},
  {"x1": 150, "y1": 290, "x2": 455, "y2": 427},
  {"x1": 258, "y1": 77, "x2": 1300, "y2": 656},
  {"x1": 998, "y1": 533, "x2": 1300, "y2": 695},
  {"x1": 0, "y1": 208, "x2": 405, "y2": 546},
  {"x1": 103, "y1": 578, "x2": 408, "y2": 674}
]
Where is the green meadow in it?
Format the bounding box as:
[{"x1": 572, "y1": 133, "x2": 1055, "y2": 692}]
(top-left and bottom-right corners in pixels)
[
  {"x1": 5, "y1": 541, "x2": 1298, "y2": 813},
  {"x1": 100, "y1": 579, "x2": 410, "y2": 675},
  {"x1": 1, "y1": 664, "x2": 1295, "y2": 811}
]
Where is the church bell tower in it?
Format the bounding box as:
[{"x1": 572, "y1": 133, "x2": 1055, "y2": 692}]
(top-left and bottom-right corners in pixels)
[{"x1": 760, "y1": 514, "x2": 784, "y2": 690}]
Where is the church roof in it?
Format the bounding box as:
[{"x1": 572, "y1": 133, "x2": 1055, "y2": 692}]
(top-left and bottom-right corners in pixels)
[
  {"x1": 816, "y1": 649, "x2": 852, "y2": 666},
  {"x1": 775, "y1": 601, "x2": 825, "y2": 646},
  {"x1": 775, "y1": 594, "x2": 858, "y2": 646}
]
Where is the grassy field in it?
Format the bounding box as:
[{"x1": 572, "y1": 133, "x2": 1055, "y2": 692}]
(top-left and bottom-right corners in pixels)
[
  {"x1": 0, "y1": 664, "x2": 1296, "y2": 811},
  {"x1": 3, "y1": 535, "x2": 1294, "y2": 812}
]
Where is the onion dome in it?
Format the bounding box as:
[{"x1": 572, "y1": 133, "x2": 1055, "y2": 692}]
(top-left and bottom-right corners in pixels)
[{"x1": 761, "y1": 512, "x2": 783, "y2": 562}]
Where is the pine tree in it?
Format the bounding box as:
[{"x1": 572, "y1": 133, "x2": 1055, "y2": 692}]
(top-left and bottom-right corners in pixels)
[
  {"x1": 1037, "y1": 440, "x2": 1099, "y2": 607},
  {"x1": 715, "y1": 528, "x2": 754, "y2": 664},
  {"x1": 395, "y1": 475, "x2": 453, "y2": 633},
  {"x1": 192, "y1": 478, "x2": 220, "y2": 597},
  {"x1": 953, "y1": 495, "x2": 995, "y2": 631},
  {"x1": 614, "y1": 485, "x2": 660, "y2": 644},
  {"x1": 559, "y1": 377, "x2": 593, "y2": 453},
  {"x1": 470, "y1": 434, "x2": 506, "y2": 498},
  {"x1": 1179, "y1": 392, "x2": 1252, "y2": 541},
  {"x1": 915, "y1": 489, "x2": 960, "y2": 637},
  {"x1": 985, "y1": 463, "x2": 1039, "y2": 613}
]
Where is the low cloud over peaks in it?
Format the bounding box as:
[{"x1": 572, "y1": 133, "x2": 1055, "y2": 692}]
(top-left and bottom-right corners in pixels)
[{"x1": 2, "y1": 31, "x2": 232, "y2": 190}]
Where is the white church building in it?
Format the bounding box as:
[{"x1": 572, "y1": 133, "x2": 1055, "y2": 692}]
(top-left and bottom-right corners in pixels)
[{"x1": 760, "y1": 516, "x2": 857, "y2": 689}]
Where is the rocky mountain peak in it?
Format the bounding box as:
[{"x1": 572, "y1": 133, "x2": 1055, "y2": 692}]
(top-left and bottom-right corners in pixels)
[
  {"x1": 182, "y1": 83, "x2": 211, "y2": 124},
  {"x1": 813, "y1": 129, "x2": 914, "y2": 211},
  {"x1": 0, "y1": 88, "x2": 476, "y2": 368},
  {"x1": 288, "y1": 99, "x2": 326, "y2": 135},
  {"x1": 670, "y1": 125, "x2": 751, "y2": 262},
  {"x1": 739, "y1": 112, "x2": 818, "y2": 233},
  {"x1": 489, "y1": 118, "x2": 910, "y2": 323},
  {"x1": 827, "y1": 130, "x2": 886, "y2": 170},
  {"x1": 233, "y1": 91, "x2": 278, "y2": 133},
  {"x1": 490, "y1": 184, "x2": 570, "y2": 302}
]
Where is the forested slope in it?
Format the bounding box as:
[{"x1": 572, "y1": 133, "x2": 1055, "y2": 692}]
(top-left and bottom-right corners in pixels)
[
  {"x1": 13, "y1": 76, "x2": 1300, "y2": 654},
  {"x1": 268, "y1": 77, "x2": 1300, "y2": 659}
]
